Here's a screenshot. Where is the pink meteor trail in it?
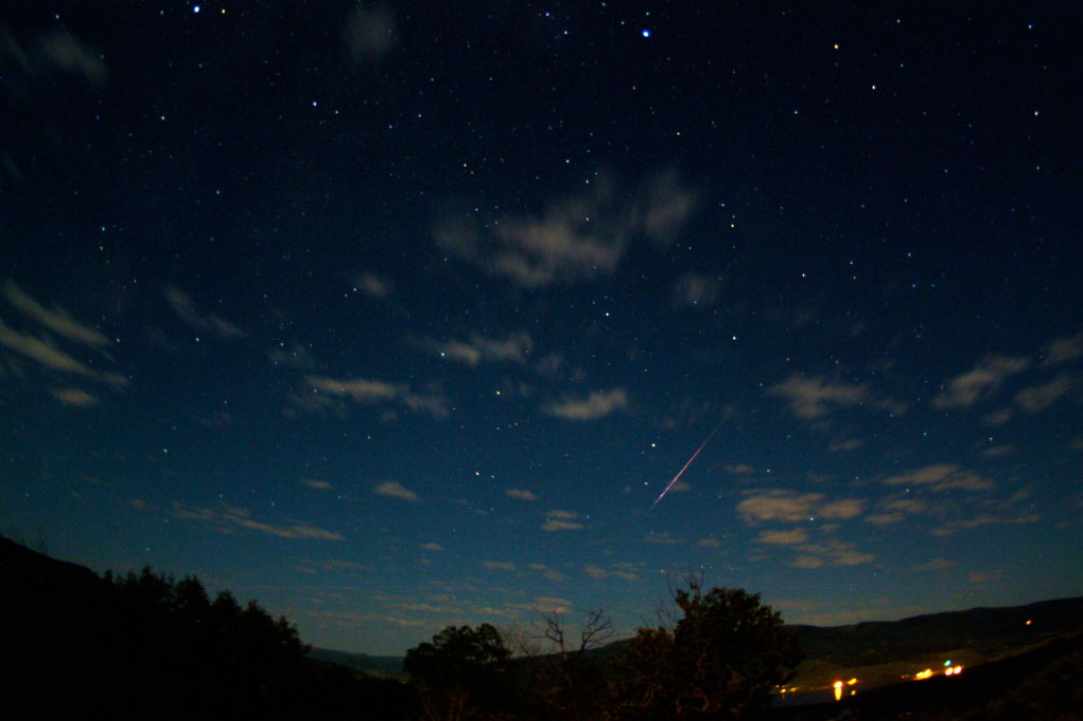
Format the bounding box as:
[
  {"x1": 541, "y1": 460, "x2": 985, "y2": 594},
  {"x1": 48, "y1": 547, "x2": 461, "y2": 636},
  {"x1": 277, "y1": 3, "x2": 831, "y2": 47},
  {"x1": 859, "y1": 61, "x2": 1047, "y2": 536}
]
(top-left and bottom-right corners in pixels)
[{"x1": 650, "y1": 424, "x2": 722, "y2": 509}]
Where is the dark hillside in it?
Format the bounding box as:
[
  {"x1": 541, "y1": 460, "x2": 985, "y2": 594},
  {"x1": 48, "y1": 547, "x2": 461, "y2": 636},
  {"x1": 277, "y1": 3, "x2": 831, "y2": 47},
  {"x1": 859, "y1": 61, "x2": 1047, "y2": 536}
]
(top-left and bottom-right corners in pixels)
[{"x1": 4, "y1": 536, "x2": 414, "y2": 720}]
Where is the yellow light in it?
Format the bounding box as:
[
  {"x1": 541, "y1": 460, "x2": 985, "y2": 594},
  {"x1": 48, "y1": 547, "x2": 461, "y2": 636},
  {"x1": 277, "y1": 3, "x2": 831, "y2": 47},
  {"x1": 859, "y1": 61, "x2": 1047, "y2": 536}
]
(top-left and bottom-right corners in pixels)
[
  {"x1": 833, "y1": 681, "x2": 843, "y2": 702},
  {"x1": 1025, "y1": 619, "x2": 1033, "y2": 626},
  {"x1": 847, "y1": 678, "x2": 858, "y2": 685},
  {"x1": 850, "y1": 689, "x2": 856, "y2": 696},
  {"x1": 954, "y1": 665, "x2": 963, "y2": 674},
  {"x1": 944, "y1": 667, "x2": 954, "y2": 676},
  {"x1": 914, "y1": 668, "x2": 934, "y2": 681}
]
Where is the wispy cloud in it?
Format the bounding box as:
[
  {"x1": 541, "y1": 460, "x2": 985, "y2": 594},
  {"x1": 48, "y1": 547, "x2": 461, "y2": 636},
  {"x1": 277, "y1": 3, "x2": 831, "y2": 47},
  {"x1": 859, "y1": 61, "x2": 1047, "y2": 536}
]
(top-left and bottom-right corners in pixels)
[
  {"x1": 425, "y1": 332, "x2": 533, "y2": 366},
  {"x1": 865, "y1": 497, "x2": 928, "y2": 526},
  {"x1": 172, "y1": 502, "x2": 343, "y2": 541},
  {"x1": 528, "y1": 563, "x2": 565, "y2": 582},
  {"x1": 1043, "y1": 331, "x2": 1083, "y2": 366},
  {"x1": 757, "y1": 528, "x2": 808, "y2": 545},
  {"x1": 881, "y1": 464, "x2": 993, "y2": 493},
  {"x1": 583, "y1": 562, "x2": 641, "y2": 581},
  {"x1": 982, "y1": 408, "x2": 1014, "y2": 426},
  {"x1": 672, "y1": 272, "x2": 722, "y2": 309},
  {"x1": 931, "y1": 512, "x2": 1040, "y2": 537},
  {"x1": 968, "y1": 570, "x2": 1004, "y2": 585},
  {"x1": 301, "y1": 478, "x2": 334, "y2": 491},
  {"x1": 163, "y1": 286, "x2": 245, "y2": 339},
  {"x1": 696, "y1": 536, "x2": 721, "y2": 548},
  {"x1": 505, "y1": 488, "x2": 538, "y2": 502},
  {"x1": 353, "y1": 271, "x2": 393, "y2": 298},
  {"x1": 303, "y1": 375, "x2": 449, "y2": 419},
  {"x1": 791, "y1": 539, "x2": 875, "y2": 567},
  {"x1": 644, "y1": 531, "x2": 683, "y2": 545},
  {"x1": 3, "y1": 281, "x2": 109, "y2": 348},
  {"x1": 1015, "y1": 374, "x2": 1075, "y2": 413},
  {"x1": 768, "y1": 374, "x2": 902, "y2": 419},
  {"x1": 373, "y1": 481, "x2": 419, "y2": 502},
  {"x1": 545, "y1": 388, "x2": 628, "y2": 421},
  {"x1": 737, "y1": 490, "x2": 824, "y2": 524},
  {"x1": 932, "y1": 355, "x2": 1029, "y2": 409},
  {"x1": 269, "y1": 343, "x2": 318, "y2": 370},
  {"x1": 0, "y1": 317, "x2": 126, "y2": 386},
  {"x1": 828, "y1": 437, "x2": 864, "y2": 452},
  {"x1": 483, "y1": 560, "x2": 516, "y2": 572},
  {"x1": 913, "y1": 558, "x2": 956, "y2": 572},
  {"x1": 420, "y1": 542, "x2": 444, "y2": 552},
  {"x1": 51, "y1": 387, "x2": 97, "y2": 407},
  {"x1": 818, "y1": 498, "x2": 866, "y2": 520},
  {"x1": 542, "y1": 509, "x2": 584, "y2": 532},
  {"x1": 980, "y1": 444, "x2": 1016, "y2": 458},
  {"x1": 343, "y1": 3, "x2": 397, "y2": 64},
  {"x1": 436, "y1": 171, "x2": 696, "y2": 287}
]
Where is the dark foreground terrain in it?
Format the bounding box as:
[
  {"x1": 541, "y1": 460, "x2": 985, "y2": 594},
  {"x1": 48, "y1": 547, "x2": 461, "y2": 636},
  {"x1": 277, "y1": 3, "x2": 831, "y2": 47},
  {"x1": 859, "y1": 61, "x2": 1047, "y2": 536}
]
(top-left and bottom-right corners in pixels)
[{"x1": 6, "y1": 535, "x2": 1081, "y2": 720}]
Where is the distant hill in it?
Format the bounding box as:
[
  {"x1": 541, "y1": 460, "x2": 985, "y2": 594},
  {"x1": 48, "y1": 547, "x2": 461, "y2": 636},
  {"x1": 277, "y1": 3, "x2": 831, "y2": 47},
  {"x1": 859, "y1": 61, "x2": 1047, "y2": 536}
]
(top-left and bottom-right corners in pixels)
[
  {"x1": 309, "y1": 646, "x2": 405, "y2": 675},
  {"x1": 307, "y1": 596, "x2": 1083, "y2": 680},
  {"x1": 788, "y1": 596, "x2": 1083, "y2": 668}
]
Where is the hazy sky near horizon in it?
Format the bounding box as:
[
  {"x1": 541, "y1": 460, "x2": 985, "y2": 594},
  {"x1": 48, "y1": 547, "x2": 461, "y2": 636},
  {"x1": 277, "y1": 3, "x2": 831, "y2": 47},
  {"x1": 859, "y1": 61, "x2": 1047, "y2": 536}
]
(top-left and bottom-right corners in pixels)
[{"x1": 2, "y1": 2, "x2": 1081, "y2": 655}]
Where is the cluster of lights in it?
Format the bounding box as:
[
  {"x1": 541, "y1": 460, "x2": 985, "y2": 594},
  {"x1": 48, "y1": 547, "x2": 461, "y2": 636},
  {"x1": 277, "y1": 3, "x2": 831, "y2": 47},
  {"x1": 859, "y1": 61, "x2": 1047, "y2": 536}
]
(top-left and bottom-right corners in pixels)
[
  {"x1": 831, "y1": 678, "x2": 859, "y2": 701},
  {"x1": 912, "y1": 661, "x2": 964, "y2": 681}
]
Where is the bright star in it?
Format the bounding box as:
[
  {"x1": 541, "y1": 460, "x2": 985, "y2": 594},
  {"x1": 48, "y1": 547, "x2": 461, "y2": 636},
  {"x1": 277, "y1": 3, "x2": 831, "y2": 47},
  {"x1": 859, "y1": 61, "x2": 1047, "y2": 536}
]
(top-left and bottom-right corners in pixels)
[{"x1": 641, "y1": 28, "x2": 652, "y2": 38}]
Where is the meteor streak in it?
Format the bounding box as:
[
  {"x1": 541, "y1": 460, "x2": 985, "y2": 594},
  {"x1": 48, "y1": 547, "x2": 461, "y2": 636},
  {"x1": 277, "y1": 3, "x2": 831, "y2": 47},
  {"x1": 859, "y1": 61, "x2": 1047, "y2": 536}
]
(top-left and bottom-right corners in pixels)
[{"x1": 650, "y1": 423, "x2": 722, "y2": 509}]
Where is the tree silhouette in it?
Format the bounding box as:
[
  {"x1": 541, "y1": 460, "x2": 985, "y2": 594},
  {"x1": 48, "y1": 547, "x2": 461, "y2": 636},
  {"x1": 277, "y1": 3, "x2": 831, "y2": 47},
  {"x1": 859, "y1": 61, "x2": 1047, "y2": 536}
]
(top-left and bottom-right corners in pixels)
[
  {"x1": 618, "y1": 578, "x2": 801, "y2": 721},
  {"x1": 405, "y1": 623, "x2": 511, "y2": 721}
]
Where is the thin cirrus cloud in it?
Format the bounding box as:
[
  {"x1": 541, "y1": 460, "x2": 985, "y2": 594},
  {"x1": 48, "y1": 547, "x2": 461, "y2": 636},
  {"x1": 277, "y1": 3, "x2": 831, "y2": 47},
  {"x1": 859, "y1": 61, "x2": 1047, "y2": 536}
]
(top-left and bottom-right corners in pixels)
[
  {"x1": 4, "y1": 29, "x2": 108, "y2": 86},
  {"x1": 3, "y1": 281, "x2": 110, "y2": 348},
  {"x1": 913, "y1": 558, "x2": 957, "y2": 572},
  {"x1": 881, "y1": 464, "x2": 993, "y2": 493},
  {"x1": 420, "y1": 542, "x2": 444, "y2": 552},
  {"x1": 767, "y1": 374, "x2": 904, "y2": 420},
  {"x1": 790, "y1": 539, "x2": 875, "y2": 568},
  {"x1": 672, "y1": 272, "x2": 722, "y2": 309},
  {"x1": 301, "y1": 478, "x2": 334, "y2": 491},
  {"x1": 737, "y1": 490, "x2": 866, "y2": 524},
  {"x1": 505, "y1": 488, "x2": 538, "y2": 502},
  {"x1": 302, "y1": 375, "x2": 450, "y2": 419},
  {"x1": 931, "y1": 354, "x2": 1030, "y2": 409},
  {"x1": 435, "y1": 171, "x2": 696, "y2": 288},
  {"x1": 342, "y1": 3, "x2": 397, "y2": 64},
  {"x1": 163, "y1": 286, "x2": 245, "y2": 339},
  {"x1": 542, "y1": 509, "x2": 584, "y2": 532},
  {"x1": 931, "y1": 512, "x2": 1040, "y2": 537},
  {"x1": 0, "y1": 317, "x2": 126, "y2": 386},
  {"x1": 1043, "y1": 331, "x2": 1083, "y2": 366},
  {"x1": 425, "y1": 332, "x2": 534, "y2": 367},
  {"x1": 172, "y1": 502, "x2": 343, "y2": 541},
  {"x1": 544, "y1": 388, "x2": 628, "y2": 421},
  {"x1": 583, "y1": 563, "x2": 641, "y2": 581},
  {"x1": 756, "y1": 528, "x2": 809, "y2": 545},
  {"x1": 529, "y1": 563, "x2": 565, "y2": 582},
  {"x1": 483, "y1": 560, "x2": 516, "y2": 572},
  {"x1": 1014, "y1": 374, "x2": 1075, "y2": 413},
  {"x1": 865, "y1": 497, "x2": 928, "y2": 526},
  {"x1": 51, "y1": 387, "x2": 98, "y2": 407},
  {"x1": 373, "y1": 481, "x2": 419, "y2": 502},
  {"x1": 353, "y1": 271, "x2": 393, "y2": 298},
  {"x1": 828, "y1": 437, "x2": 864, "y2": 452}
]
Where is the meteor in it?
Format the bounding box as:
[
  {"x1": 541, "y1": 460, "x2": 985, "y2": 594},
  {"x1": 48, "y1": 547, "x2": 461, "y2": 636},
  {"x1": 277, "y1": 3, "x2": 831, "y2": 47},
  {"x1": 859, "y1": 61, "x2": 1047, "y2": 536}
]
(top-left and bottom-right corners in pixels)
[{"x1": 650, "y1": 423, "x2": 722, "y2": 509}]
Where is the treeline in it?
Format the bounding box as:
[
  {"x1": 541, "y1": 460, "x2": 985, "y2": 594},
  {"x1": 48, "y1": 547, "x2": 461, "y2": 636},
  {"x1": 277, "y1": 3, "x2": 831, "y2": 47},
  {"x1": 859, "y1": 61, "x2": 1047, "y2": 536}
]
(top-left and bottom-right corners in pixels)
[
  {"x1": 403, "y1": 582, "x2": 802, "y2": 721},
  {"x1": 7, "y1": 537, "x2": 413, "y2": 720},
  {"x1": 7, "y1": 536, "x2": 801, "y2": 720}
]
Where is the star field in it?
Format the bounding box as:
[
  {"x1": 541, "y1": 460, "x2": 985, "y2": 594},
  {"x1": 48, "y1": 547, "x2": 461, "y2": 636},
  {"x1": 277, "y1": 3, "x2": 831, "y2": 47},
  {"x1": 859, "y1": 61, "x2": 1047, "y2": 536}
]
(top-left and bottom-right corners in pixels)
[{"x1": 1, "y1": 2, "x2": 1081, "y2": 655}]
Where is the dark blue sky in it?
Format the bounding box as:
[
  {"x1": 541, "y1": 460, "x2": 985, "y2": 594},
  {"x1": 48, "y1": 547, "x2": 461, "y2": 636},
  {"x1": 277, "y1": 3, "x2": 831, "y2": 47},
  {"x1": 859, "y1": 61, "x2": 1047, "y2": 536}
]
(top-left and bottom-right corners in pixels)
[{"x1": 2, "y1": 1, "x2": 1081, "y2": 654}]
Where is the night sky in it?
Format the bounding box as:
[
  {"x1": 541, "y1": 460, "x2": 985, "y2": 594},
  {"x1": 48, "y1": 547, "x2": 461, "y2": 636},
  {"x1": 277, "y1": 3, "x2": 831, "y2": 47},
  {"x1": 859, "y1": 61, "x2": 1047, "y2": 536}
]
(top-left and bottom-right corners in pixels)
[{"x1": 3, "y1": 2, "x2": 1082, "y2": 656}]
